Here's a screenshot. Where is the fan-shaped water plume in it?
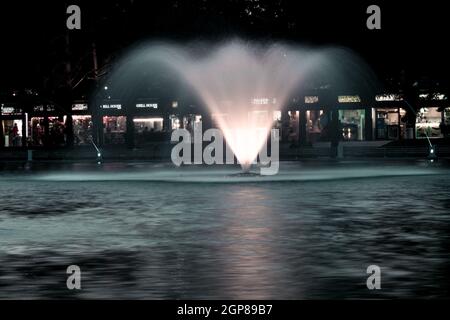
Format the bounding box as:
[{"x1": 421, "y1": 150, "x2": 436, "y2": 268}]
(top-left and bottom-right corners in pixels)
[{"x1": 105, "y1": 40, "x2": 376, "y2": 171}]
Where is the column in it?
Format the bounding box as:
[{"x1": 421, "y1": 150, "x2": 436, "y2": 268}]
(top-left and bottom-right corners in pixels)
[
  {"x1": 126, "y1": 112, "x2": 135, "y2": 149},
  {"x1": 66, "y1": 114, "x2": 74, "y2": 147},
  {"x1": 43, "y1": 116, "x2": 50, "y2": 147},
  {"x1": 281, "y1": 109, "x2": 290, "y2": 142},
  {"x1": 21, "y1": 113, "x2": 27, "y2": 147},
  {"x1": 0, "y1": 114, "x2": 4, "y2": 147},
  {"x1": 365, "y1": 106, "x2": 373, "y2": 141},
  {"x1": 330, "y1": 108, "x2": 339, "y2": 157},
  {"x1": 299, "y1": 109, "x2": 307, "y2": 145}
]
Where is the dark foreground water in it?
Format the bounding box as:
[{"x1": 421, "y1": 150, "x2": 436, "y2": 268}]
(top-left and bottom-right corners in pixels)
[{"x1": 0, "y1": 160, "x2": 449, "y2": 299}]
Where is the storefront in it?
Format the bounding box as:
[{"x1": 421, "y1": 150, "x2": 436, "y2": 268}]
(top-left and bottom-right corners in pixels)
[
  {"x1": 71, "y1": 101, "x2": 92, "y2": 145},
  {"x1": 134, "y1": 117, "x2": 163, "y2": 132},
  {"x1": 272, "y1": 110, "x2": 282, "y2": 131},
  {"x1": 338, "y1": 108, "x2": 366, "y2": 141},
  {"x1": 133, "y1": 117, "x2": 164, "y2": 145},
  {"x1": 170, "y1": 114, "x2": 182, "y2": 130},
  {"x1": 133, "y1": 99, "x2": 168, "y2": 145},
  {"x1": 1, "y1": 103, "x2": 24, "y2": 147},
  {"x1": 302, "y1": 96, "x2": 332, "y2": 143},
  {"x1": 28, "y1": 116, "x2": 45, "y2": 146},
  {"x1": 103, "y1": 115, "x2": 127, "y2": 145},
  {"x1": 286, "y1": 110, "x2": 300, "y2": 142},
  {"x1": 5, "y1": 92, "x2": 446, "y2": 149},
  {"x1": 27, "y1": 104, "x2": 67, "y2": 147},
  {"x1": 182, "y1": 114, "x2": 202, "y2": 135},
  {"x1": 442, "y1": 107, "x2": 450, "y2": 137},
  {"x1": 374, "y1": 108, "x2": 401, "y2": 139},
  {"x1": 415, "y1": 93, "x2": 449, "y2": 139},
  {"x1": 99, "y1": 101, "x2": 127, "y2": 145},
  {"x1": 305, "y1": 109, "x2": 334, "y2": 143},
  {"x1": 336, "y1": 95, "x2": 369, "y2": 141},
  {"x1": 415, "y1": 107, "x2": 443, "y2": 139}
]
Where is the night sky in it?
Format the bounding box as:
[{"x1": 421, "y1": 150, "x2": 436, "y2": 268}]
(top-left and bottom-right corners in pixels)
[{"x1": 0, "y1": 0, "x2": 449, "y2": 91}]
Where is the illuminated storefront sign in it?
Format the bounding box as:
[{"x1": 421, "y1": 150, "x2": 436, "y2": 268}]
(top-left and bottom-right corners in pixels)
[
  {"x1": 72, "y1": 103, "x2": 88, "y2": 111},
  {"x1": 1, "y1": 104, "x2": 22, "y2": 115},
  {"x1": 252, "y1": 98, "x2": 269, "y2": 105},
  {"x1": 251, "y1": 98, "x2": 277, "y2": 105},
  {"x1": 375, "y1": 94, "x2": 403, "y2": 101},
  {"x1": 33, "y1": 105, "x2": 55, "y2": 112},
  {"x1": 100, "y1": 104, "x2": 122, "y2": 110},
  {"x1": 305, "y1": 96, "x2": 319, "y2": 104},
  {"x1": 338, "y1": 95, "x2": 361, "y2": 103},
  {"x1": 136, "y1": 103, "x2": 158, "y2": 109},
  {"x1": 419, "y1": 93, "x2": 447, "y2": 101}
]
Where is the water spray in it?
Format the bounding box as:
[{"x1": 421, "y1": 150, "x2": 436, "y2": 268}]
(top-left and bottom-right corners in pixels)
[
  {"x1": 90, "y1": 138, "x2": 103, "y2": 164},
  {"x1": 404, "y1": 100, "x2": 437, "y2": 162}
]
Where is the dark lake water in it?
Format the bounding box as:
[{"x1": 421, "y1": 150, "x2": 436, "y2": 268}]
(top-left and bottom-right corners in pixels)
[{"x1": 0, "y1": 160, "x2": 449, "y2": 299}]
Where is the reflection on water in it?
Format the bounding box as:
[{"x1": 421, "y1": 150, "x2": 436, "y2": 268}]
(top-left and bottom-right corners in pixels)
[{"x1": 0, "y1": 161, "x2": 449, "y2": 299}]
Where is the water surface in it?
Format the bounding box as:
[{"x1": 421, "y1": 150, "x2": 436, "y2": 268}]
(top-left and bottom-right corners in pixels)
[{"x1": 0, "y1": 161, "x2": 449, "y2": 299}]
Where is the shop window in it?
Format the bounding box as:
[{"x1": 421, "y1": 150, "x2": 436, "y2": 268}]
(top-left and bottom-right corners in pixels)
[
  {"x1": 170, "y1": 115, "x2": 181, "y2": 130},
  {"x1": 375, "y1": 108, "x2": 399, "y2": 139},
  {"x1": 183, "y1": 114, "x2": 202, "y2": 134},
  {"x1": 444, "y1": 108, "x2": 450, "y2": 125},
  {"x1": 73, "y1": 115, "x2": 92, "y2": 145},
  {"x1": 134, "y1": 117, "x2": 163, "y2": 133},
  {"x1": 103, "y1": 116, "x2": 126, "y2": 145},
  {"x1": 273, "y1": 111, "x2": 282, "y2": 130},
  {"x1": 339, "y1": 109, "x2": 365, "y2": 141},
  {"x1": 306, "y1": 109, "x2": 331, "y2": 143},
  {"x1": 2, "y1": 119, "x2": 22, "y2": 147},
  {"x1": 416, "y1": 107, "x2": 442, "y2": 138},
  {"x1": 287, "y1": 110, "x2": 299, "y2": 142},
  {"x1": 399, "y1": 108, "x2": 407, "y2": 138},
  {"x1": 134, "y1": 117, "x2": 164, "y2": 145},
  {"x1": 28, "y1": 117, "x2": 45, "y2": 146},
  {"x1": 442, "y1": 108, "x2": 450, "y2": 137},
  {"x1": 48, "y1": 117, "x2": 66, "y2": 146}
]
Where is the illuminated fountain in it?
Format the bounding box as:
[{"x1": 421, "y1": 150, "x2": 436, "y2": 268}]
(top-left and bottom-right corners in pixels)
[
  {"x1": 106, "y1": 40, "x2": 373, "y2": 172},
  {"x1": 176, "y1": 43, "x2": 314, "y2": 172}
]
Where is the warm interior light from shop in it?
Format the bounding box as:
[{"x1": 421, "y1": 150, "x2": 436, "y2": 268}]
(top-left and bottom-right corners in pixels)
[{"x1": 133, "y1": 118, "x2": 164, "y2": 122}]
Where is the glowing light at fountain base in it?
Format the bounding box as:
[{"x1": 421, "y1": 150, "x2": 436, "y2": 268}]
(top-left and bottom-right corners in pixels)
[{"x1": 222, "y1": 126, "x2": 272, "y2": 173}]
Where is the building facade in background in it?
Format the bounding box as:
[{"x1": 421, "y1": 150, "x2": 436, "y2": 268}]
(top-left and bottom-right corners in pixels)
[{"x1": 1, "y1": 90, "x2": 449, "y2": 150}]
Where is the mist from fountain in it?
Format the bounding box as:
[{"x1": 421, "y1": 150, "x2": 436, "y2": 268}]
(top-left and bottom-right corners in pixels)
[{"x1": 105, "y1": 39, "x2": 375, "y2": 171}]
